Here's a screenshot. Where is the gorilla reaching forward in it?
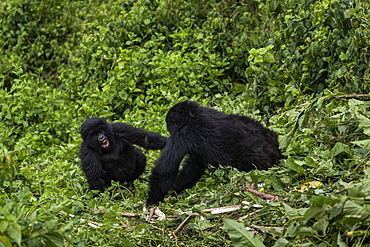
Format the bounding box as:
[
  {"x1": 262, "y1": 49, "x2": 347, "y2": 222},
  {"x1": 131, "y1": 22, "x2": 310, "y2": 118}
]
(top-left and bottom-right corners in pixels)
[
  {"x1": 147, "y1": 101, "x2": 284, "y2": 205},
  {"x1": 79, "y1": 117, "x2": 167, "y2": 192}
]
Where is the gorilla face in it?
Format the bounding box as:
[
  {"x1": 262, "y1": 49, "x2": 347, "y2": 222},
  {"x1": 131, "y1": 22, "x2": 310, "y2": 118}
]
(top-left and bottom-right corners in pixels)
[
  {"x1": 98, "y1": 131, "x2": 110, "y2": 149},
  {"x1": 80, "y1": 117, "x2": 114, "y2": 152}
]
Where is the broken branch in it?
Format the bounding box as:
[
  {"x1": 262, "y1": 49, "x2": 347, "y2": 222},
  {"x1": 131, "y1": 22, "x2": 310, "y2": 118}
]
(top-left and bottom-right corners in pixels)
[
  {"x1": 245, "y1": 187, "x2": 282, "y2": 201},
  {"x1": 173, "y1": 213, "x2": 202, "y2": 235}
]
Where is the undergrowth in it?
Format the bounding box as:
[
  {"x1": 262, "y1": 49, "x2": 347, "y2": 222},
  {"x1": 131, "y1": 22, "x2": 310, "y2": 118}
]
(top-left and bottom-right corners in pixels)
[{"x1": 0, "y1": 0, "x2": 369, "y2": 246}]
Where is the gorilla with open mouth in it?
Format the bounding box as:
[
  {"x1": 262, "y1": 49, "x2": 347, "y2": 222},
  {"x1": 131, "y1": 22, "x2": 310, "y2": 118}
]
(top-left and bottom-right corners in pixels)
[{"x1": 79, "y1": 117, "x2": 167, "y2": 192}]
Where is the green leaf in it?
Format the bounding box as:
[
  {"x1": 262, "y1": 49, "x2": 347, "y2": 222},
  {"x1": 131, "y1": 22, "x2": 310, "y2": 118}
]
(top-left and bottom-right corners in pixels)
[
  {"x1": 314, "y1": 160, "x2": 333, "y2": 175},
  {"x1": 313, "y1": 216, "x2": 329, "y2": 234},
  {"x1": 0, "y1": 221, "x2": 8, "y2": 232},
  {"x1": 336, "y1": 66, "x2": 347, "y2": 78},
  {"x1": 351, "y1": 139, "x2": 370, "y2": 149},
  {"x1": 339, "y1": 52, "x2": 347, "y2": 60},
  {"x1": 119, "y1": 239, "x2": 136, "y2": 247},
  {"x1": 343, "y1": 201, "x2": 370, "y2": 218},
  {"x1": 26, "y1": 238, "x2": 43, "y2": 247},
  {"x1": 356, "y1": 113, "x2": 370, "y2": 136},
  {"x1": 329, "y1": 202, "x2": 344, "y2": 220},
  {"x1": 118, "y1": 91, "x2": 128, "y2": 100},
  {"x1": 337, "y1": 232, "x2": 347, "y2": 247},
  {"x1": 348, "y1": 188, "x2": 367, "y2": 197},
  {"x1": 264, "y1": 53, "x2": 276, "y2": 63},
  {"x1": 43, "y1": 232, "x2": 64, "y2": 247},
  {"x1": 331, "y1": 142, "x2": 349, "y2": 157},
  {"x1": 272, "y1": 237, "x2": 289, "y2": 247},
  {"x1": 0, "y1": 236, "x2": 12, "y2": 247},
  {"x1": 342, "y1": 215, "x2": 362, "y2": 224},
  {"x1": 255, "y1": 55, "x2": 263, "y2": 63},
  {"x1": 7, "y1": 223, "x2": 21, "y2": 246},
  {"x1": 284, "y1": 222, "x2": 299, "y2": 237},
  {"x1": 45, "y1": 219, "x2": 59, "y2": 231},
  {"x1": 223, "y1": 219, "x2": 266, "y2": 247},
  {"x1": 283, "y1": 203, "x2": 303, "y2": 218},
  {"x1": 302, "y1": 206, "x2": 323, "y2": 223},
  {"x1": 285, "y1": 157, "x2": 305, "y2": 174}
]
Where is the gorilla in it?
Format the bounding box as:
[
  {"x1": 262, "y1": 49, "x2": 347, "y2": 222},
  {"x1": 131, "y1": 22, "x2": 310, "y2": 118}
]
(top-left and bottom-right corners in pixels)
[
  {"x1": 79, "y1": 117, "x2": 167, "y2": 192},
  {"x1": 147, "y1": 101, "x2": 284, "y2": 205}
]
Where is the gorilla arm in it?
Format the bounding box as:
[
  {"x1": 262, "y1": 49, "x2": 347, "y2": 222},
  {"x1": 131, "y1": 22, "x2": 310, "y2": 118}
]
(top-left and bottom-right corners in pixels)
[
  {"x1": 111, "y1": 122, "x2": 167, "y2": 150},
  {"x1": 146, "y1": 134, "x2": 190, "y2": 205},
  {"x1": 79, "y1": 144, "x2": 106, "y2": 191}
]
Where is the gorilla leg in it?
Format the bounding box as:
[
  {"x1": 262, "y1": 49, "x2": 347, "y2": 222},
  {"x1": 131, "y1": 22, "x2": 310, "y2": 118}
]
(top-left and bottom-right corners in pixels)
[
  {"x1": 146, "y1": 136, "x2": 189, "y2": 205},
  {"x1": 175, "y1": 153, "x2": 207, "y2": 194}
]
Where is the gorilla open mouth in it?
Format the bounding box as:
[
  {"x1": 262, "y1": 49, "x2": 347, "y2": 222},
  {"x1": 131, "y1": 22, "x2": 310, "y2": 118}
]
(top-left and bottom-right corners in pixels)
[{"x1": 100, "y1": 139, "x2": 110, "y2": 148}]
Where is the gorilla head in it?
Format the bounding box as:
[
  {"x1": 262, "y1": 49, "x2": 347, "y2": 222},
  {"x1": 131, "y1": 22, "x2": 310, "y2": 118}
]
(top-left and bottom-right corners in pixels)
[{"x1": 80, "y1": 117, "x2": 114, "y2": 152}]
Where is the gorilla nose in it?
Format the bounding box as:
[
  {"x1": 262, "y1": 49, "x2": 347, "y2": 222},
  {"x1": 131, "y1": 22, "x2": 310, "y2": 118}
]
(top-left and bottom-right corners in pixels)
[{"x1": 98, "y1": 133, "x2": 106, "y2": 141}]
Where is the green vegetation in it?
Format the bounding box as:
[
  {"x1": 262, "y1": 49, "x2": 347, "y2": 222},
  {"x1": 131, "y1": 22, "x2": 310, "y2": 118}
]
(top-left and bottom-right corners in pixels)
[{"x1": 0, "y1": 0, "x2": 369, "y2": 246}]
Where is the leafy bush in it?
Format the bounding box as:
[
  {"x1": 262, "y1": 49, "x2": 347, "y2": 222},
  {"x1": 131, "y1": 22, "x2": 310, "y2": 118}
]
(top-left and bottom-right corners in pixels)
[
  {"x1": 239, "y1": 0, "x2": 370, "y2": 111},
  {"x1": 0, "y1": 0, "x2": 369, "y2": 246},
  {"x1": 0, "y1": 0, "x2": 83, "y2": 88}
]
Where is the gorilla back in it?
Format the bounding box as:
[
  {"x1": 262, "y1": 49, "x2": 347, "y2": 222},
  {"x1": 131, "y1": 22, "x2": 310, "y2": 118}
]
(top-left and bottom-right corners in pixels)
[{"x1": 147, "y1": 101, "x2": 283, "y2": 205}]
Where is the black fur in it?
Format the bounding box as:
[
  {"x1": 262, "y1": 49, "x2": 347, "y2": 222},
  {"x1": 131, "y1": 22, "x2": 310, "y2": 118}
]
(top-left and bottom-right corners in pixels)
[
  {"x1": 79, "y1": 117, "x2": 167, "y2": 191},
  {"x1": 147, "y1": 101, "x2": 283, "y2": 205}
]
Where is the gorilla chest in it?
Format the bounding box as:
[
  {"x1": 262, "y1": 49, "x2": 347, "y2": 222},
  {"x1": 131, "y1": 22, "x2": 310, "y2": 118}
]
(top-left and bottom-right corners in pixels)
[{"x1": 100, "y1": 151, "x2": 135, "y2": 171}]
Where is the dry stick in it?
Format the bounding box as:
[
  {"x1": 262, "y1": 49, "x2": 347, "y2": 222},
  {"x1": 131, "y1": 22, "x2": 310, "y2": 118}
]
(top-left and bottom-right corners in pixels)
[
  {"x1": 145, "y1": 207, "x2": 166, "y2": 221},
  {"x1": 153, "y1": 207, "x2": 166, "y2": 220},
  {"x1": 166, "y1": 214, "x2": 181, "y2": 218},
  {"x1": 121, "y1": 202, "x2": 265, "y2": 233},
  {"x1": 121, "y1": 212, "x2": 140, "y2": 217},
  {"x1": 59, "y1": 211, "x2": 104, "y2": 228},
  {"x1": 245, "y1": 187, "x2": 282, "y2": 201},
  {"x1": 245, "y1": 182, "x2": 282, "y2": 201},
  {"x1": 86, "y1": 221, "x2": 102, "y2": 228},
  {"x1": 116, "y1": 217, "x2": 130, "y2": 228},
  {"x1": 245, "y1": 182, "x2": 257, "y2": 190},
  {"x1": 201, "y1": 204, "x2": 246, "y2": 214},
  {"x1": 120, "y1": 204, "x2": 266, "y2": 233},
  {"x1": 118, "y1": 184, "x2": 135, "y2": 197},
  {"x1": 174, "y1": 204, "x2": 261, "y2": 234},
  {"x1": 237, "y1": 209, "x2": 262, "y2": 221},
  {"x1": 173, "y1": 213, "x2": 201, "y2": 235},
  {"x1": 123, "y1": 203, "x2": 258, "y2": 221},
  {"x1": 146, "y1": 207, "x2": 157, "y2": 222},
  {"x1": 335, "y1": 93, "x2": 369, "y2": 98}
]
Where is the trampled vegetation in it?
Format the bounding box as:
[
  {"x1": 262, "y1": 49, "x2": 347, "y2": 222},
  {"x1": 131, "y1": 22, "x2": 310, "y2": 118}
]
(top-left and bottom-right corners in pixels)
[{"x1": 0, "y1": 0, "x2": 369, "y2": 246}]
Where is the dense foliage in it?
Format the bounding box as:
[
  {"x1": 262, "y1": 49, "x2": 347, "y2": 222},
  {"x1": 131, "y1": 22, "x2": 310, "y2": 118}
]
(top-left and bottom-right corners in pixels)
[{"x1": 0, "y1": 0, "x2": 369, "y2": 246}]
